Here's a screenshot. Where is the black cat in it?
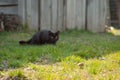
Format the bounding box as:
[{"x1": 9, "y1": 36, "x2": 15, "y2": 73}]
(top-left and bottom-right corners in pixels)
[{"x1": 19, "y1": 30, "x2": 59, "y2": 45}]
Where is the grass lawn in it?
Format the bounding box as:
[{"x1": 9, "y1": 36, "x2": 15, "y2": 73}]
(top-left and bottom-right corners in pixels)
[{"x1": 0, "y1": 30, "x2": 120, "y2": 80}]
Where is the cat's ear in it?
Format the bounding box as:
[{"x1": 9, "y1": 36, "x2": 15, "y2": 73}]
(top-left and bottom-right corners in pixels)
[
  {"x1": 56, "y1": 31, "x2": 60, "y2": 35},
  {"x1": 48, "y1": 31, "x2": 52, "y2": 35}
]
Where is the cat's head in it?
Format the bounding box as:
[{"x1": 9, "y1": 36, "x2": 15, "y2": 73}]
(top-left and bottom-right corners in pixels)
[{"x1": 48, "y1": 31, "x2": 60, "y2": 43}]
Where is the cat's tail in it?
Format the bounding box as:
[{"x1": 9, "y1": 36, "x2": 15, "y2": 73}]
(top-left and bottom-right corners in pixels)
[
  {"x1": 19, "y1": 40, "x2": 28, "y2": 45},
  {"x1": 19, "y1": 39, "x2": 31, "y2": 45}
]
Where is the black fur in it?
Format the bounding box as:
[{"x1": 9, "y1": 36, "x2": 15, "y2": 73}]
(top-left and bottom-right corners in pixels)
[{"x1": 19, "y1": 30, "x2": 59, "y2": 45}]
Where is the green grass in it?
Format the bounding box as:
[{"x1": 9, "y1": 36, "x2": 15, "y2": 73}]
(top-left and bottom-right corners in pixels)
[{"x1": 0, "y1": 30, "x2": 120, "y2": 80}]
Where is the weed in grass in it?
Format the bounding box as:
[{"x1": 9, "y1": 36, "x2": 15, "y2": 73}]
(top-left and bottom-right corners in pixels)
[{"x1": 8, "y1": 69, "x2": 24, "y2": 78}]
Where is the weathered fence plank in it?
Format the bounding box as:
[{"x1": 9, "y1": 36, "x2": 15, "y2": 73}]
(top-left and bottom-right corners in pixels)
[
  {"x1": 76, "y1": 0, "x2": 86, "y2": 29},
  {"x1": 31, "y1": 0, "x2": 38, "y2": 30},
  {"x1": 57, "y1": 0, "x2": 64, "y2": 31},
  {"x1": 66, "y1": 0, "x2": 76, "y2": 29},
  {"x1": 0, "y1": 0, "x2": 18, "y2": 14},
  {"x1": 41, "y1": 0, "x2": 51, "y2": 30},
  {"x1": 26, "y1": 0, "x2": 32, "y2": 29},
  {"x1": 18, "y1": 0, "x2": 26, "y2": 24},
  {"x1": 51, "y1": 0, "x2": 57, "y2": 31},
  {"x1": 66, "y1": 0, "x2": 86, "y2": 30},
  {"x1": 87, "y1": 0, "x2": 108, "y2": 32}
]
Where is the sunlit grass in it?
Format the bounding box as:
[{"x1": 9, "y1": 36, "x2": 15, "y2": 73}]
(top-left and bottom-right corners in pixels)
[
  {"x1": 106, "y1": 26, "x2": 120, "y2": 36},
  {"x1": 0, "y1": 30, "x2": 120, "y2": 80}
]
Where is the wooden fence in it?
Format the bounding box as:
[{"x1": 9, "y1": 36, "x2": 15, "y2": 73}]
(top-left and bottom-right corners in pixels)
[
  {"x1": 41, "y1": 0, "x2": 108, "y2": 32},
  {"x1": 35, "y1": 0, "x2": 86, "y2": 31},
  {"x1": 18, "y1": 0, "x2": 109, "y2": 32},
  {"x1": 0, "y1": 0, "x2": 18, "y2": 14}
]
